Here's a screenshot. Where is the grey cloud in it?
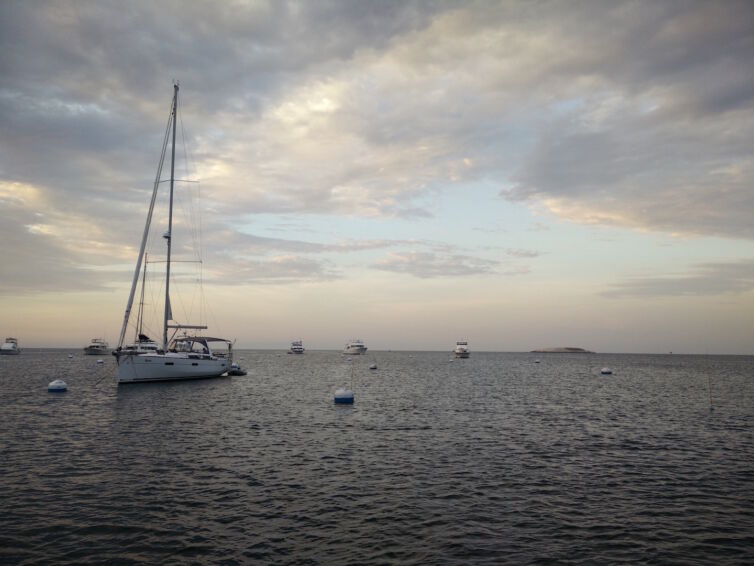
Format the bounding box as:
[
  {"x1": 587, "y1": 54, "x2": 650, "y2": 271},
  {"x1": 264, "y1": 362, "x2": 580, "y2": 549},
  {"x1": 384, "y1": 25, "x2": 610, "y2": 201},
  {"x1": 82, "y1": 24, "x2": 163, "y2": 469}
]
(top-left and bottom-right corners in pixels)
[
  {"x1": 371, "y1": 251, "x2": 498, "y2": 279},
  {"x1": 496, "y1": 1, "x2": 754, "y2": 239},
  {"x1": 603, "y1": 260, "x2": 754, "y2": 298},
  {"x1": 208, "y1": 255, "x2": 341, "y2": 285},
  {"x1": 0, "y1": 208, "x2": 117, "y2": 294},
  {"x1": 505, "y1": 248, "x2": 540, "y2": 259},
  {"x1": 507, "y1": 112, "x2": 754, "y2": 238},
  {"x1": 203, "y1": 227, "x2": 414, "y2": 256},
  {"x1": 1, "y1": 0, "x2": 445, "y2": 219}
]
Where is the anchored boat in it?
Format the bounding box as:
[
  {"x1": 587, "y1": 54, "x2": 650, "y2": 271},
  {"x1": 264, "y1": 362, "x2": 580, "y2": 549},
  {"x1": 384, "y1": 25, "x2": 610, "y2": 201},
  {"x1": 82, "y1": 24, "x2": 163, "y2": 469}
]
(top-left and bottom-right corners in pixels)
[
  {"x1": 343, "y1": 339, "x2": 368, "y2": 355},
  {"x1": 112, "y1": 83, "x2": 232, "y2": 384},
  {"x1": 0, "y1": 337, "x2": 20, "y2": 355},
  {"x1": 454, "y1": 341, "x2": 470, "y2": 359},
  {"x1": 84, "y1": 338, "x2": 109, "y2": 355}
]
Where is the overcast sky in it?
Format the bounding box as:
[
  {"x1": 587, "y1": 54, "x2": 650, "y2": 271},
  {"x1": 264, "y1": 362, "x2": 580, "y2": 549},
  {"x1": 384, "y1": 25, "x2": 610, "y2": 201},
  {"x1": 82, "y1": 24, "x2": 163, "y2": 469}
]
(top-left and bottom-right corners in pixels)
[{"x1": 1, "y1": 0, "x2": 752, "y2": 353}]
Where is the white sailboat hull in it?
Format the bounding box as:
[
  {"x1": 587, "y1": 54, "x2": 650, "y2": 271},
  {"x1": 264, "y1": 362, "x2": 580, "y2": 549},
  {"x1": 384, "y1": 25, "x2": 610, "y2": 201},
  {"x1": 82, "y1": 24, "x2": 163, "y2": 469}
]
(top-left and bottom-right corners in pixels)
[{"x1": 116, "y1": 353, "x2": 229, "y2": 383}]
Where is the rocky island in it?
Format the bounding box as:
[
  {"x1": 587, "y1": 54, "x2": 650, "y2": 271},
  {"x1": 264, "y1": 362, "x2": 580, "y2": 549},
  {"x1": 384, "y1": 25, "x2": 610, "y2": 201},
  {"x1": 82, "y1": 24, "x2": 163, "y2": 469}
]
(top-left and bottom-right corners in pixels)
[{"x1": 530, "y1": 347, "x2": 594, "y2": 353}]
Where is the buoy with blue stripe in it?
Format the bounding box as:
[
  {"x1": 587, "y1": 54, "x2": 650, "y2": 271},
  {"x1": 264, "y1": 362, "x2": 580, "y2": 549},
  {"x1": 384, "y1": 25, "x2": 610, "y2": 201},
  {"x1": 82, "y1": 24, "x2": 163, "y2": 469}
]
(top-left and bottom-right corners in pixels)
[
  {"x1": 334, "y1": 387, "x2": 354, "y2": 404},
  {"x1": 601, "y1": 367, "x2": 613, "y2": 375},
  {"x1": 48, "y1": 379, "x2": 68, "y2": 392},
  {"x1": 334, "y1": 362, "x2": 355, "y2": 404}
]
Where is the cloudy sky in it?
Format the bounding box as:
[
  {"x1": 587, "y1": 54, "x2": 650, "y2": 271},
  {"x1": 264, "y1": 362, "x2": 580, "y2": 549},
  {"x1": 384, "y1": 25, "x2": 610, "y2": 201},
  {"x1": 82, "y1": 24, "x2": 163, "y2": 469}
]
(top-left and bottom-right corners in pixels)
[{"x1": 1, "y1": 0, "x2": 752, "y2": 353}]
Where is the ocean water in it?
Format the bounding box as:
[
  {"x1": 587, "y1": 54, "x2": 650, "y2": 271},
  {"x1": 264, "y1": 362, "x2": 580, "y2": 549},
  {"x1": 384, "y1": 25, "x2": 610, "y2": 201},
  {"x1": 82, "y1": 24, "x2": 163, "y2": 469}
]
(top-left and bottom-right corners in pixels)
[{"x1": 1, "y1": 350, "x2": 753, "y2": 564}]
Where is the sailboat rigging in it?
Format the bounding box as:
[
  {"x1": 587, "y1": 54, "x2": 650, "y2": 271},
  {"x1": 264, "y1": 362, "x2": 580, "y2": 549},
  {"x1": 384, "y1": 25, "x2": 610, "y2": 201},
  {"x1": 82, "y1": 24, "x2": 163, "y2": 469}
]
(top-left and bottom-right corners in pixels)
[{"x1": 113, "y1": 83, "x2": 232, "y2": 383}]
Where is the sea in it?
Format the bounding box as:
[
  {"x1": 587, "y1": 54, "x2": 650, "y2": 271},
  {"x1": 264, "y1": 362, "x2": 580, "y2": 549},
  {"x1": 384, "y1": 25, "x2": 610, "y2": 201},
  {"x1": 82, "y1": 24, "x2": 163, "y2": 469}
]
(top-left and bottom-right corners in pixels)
[{"x1": 1, "y1": 350, "x2": 752, "y2": 564}]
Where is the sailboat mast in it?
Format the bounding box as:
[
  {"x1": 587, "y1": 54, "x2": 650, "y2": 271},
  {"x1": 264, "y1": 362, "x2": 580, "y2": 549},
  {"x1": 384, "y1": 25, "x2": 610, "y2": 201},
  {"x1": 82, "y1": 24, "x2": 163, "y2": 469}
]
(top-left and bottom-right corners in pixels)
[
  {"x1": 116, "y1": 89, "x2": 174, "y2": 351},
  {"x1": 163, "y1": 82, "x2": 179, "y2": 351}
]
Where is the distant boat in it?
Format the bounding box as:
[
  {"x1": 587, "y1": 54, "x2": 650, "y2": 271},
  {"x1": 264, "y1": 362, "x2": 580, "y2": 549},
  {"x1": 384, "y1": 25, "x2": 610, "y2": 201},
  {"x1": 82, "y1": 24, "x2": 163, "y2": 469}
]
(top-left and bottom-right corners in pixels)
[
  {"x1": 343, "y1": 339, "x2": 368, "y2": 355},
  {"x1": 112, "y1": 84, "x2": 232, "y2": 384},
  {"x1": 601, "y1": 367, "x2": 613, "y2": 375},
  {"x1": 123, "y1": 334, "x2": 160, "y2": 354},
  {"x1": 454, "y1": 341, "x2": 470, "y2": 359},
  {"x1": 84, "y1": 338, "x2": 109, "y2": 355},
  {"x1": 289, "y1": 340, "x2": 305, "y2": 354},
  {"x1": 0, "y1": 337, "x2": 20, "y2": 355}
]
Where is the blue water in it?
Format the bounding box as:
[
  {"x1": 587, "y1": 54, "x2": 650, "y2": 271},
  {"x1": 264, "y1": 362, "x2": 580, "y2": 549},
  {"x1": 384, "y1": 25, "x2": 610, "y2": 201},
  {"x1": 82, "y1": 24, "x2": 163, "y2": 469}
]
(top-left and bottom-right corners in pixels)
[{"x1": 1, "y1": 350, "x2": 753, "y2": 564}]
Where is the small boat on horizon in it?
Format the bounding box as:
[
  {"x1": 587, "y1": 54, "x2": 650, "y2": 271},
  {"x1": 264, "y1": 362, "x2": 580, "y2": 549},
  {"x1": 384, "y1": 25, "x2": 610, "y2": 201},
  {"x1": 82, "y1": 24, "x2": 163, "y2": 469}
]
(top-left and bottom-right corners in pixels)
[
  {"x1": 343, "y1": 339, "x2": 368, "y2": 355},
  {"x1": 84, "y1": 338, "x2": 109, "y2": 355},
  {"x1": 0, "y1": 337, "x2": 20, "y2": 355},
  {"x1": 454, "y1": 341, "x2": 470, "y2": 359},
  {"x1": 289, "y1": 340, "x2": 305, "y2": 354}
]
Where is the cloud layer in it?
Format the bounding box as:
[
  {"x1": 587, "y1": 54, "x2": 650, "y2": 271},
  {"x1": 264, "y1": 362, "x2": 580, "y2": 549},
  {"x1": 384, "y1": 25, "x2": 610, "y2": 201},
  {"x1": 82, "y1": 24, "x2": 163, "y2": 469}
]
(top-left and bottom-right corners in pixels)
[
  {"x1": 604, "y1": 259, "x2": 754, "y2": 298},
  {"x1": 1, "y1": 0, "x2": 752, "y2": 295}
]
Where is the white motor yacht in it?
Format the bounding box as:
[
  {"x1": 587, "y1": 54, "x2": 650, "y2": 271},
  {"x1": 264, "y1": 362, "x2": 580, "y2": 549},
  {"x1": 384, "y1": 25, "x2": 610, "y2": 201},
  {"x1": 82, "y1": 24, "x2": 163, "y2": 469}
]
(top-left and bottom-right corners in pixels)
[
  {"x1": 454, "y1": 341, "x2": 470, "y2": 358},
  {"x1": 343, "y1": 339, "x2": 368, "y2": 355},
  {"x1": 84, "y1": 338, "x2": 109, "y2": 355},
  {"x1": 0, "y1": 337, "x2": 20, "y2": 355}
]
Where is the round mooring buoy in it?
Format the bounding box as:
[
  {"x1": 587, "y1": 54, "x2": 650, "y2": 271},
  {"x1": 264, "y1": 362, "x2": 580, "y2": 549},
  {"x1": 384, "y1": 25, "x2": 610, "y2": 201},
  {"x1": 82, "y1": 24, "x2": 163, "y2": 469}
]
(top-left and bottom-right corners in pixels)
[
  {"x1": 369, "y1": 363, "x2": 377, "y2": 370},
  {"x1": 96, "y1": 359, "x2": 104, "y2": 364},
  {"x1": 48, "y1": 379, "x2": 68, "y2": 392},
  {"x1": 600, "y1": 367, "x2": 613, "y2": 375},
  {"x1": 334, "y1": 388, "x2": 354, "y2": 404}
]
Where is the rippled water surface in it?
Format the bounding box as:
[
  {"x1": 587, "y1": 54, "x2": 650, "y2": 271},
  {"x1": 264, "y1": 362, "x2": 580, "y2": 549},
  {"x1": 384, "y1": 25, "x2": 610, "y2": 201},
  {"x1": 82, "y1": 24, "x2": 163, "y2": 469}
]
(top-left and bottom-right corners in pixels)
[{"x1": 1, "y1": 350, "x2": 753, "y2": 564}]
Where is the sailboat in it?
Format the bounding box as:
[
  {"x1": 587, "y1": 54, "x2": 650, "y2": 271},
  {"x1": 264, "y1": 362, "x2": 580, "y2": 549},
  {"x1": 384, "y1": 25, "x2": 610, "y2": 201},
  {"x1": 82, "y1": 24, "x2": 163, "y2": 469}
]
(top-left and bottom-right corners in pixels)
[{"x1": 113, "y1": 83, "x2": 232, "y2": 384}]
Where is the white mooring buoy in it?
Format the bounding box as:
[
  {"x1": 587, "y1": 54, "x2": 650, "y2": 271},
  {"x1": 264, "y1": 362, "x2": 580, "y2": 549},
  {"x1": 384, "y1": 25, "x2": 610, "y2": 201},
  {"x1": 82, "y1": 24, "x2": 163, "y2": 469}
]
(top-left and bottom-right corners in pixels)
[
  {"x1": 334, "y1": 387, "x2": 354, "y2": 404},
  {"x1": 369, "y1": 363, "x2": 377, "y2": 370},
  {"x1": 67, "y1": 354, "x2": 73, "y2": 359},
  {"x1": 48, "y1": 379, "x2": 68, "y2": 392},
  {"x1": 601, "y1": 367, "x2": 613, "y2": 375},
  {"x1": 334, "y1": 362, "x2": 356, "y2": 404},
  {"x1": 96, "y1": 359, "x2": 104, "y2": 364}
]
